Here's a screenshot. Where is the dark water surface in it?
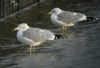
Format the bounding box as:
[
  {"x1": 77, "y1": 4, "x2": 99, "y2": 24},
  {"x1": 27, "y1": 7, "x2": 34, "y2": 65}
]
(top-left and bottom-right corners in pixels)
[{"x1": 0, "y1": 3, "x2": 100, "y2": 68}]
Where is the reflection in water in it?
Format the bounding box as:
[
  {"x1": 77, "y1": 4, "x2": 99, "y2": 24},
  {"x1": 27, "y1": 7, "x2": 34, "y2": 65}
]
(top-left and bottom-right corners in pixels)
[{"x1": 15, "y1": 53, "x2": 57, "y2": 68}]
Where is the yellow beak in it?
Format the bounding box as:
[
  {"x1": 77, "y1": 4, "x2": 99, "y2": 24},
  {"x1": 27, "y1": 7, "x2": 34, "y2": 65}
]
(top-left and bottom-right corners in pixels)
[
  {"x1": 47, "y1": 12, "x2": 51, "y2": 15},
  {"x1": 12, "y1": 27, "x2": 19, "y2": 31},
  {"x1": 12, "y1": 29, "x2": 15, "y2": 31}
]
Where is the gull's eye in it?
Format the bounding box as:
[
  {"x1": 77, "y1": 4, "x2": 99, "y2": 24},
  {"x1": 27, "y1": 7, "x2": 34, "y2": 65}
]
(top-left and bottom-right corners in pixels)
[{"x1": 52, "y1": 10, "x2": 56, "y2": 13}]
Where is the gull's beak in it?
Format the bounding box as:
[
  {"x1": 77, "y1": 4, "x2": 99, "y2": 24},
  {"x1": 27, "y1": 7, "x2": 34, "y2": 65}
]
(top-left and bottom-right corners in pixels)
[
  {"x1": 47, "y1": 12, "x2": 51, "y2": 15},
  {"x1": 13, "y1": 27, "x2": 19, "y2": 31}
]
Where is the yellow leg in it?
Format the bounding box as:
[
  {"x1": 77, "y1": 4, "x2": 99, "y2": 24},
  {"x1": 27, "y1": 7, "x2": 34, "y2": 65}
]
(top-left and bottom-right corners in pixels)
[
  {"x1": 62, "y1": 26, "x2": 65, "y2": 34},
  {"x1": 62, "y1": 26, "x2": 67, "y2": 34},
  {"x1": 29, "y1": 45, "x2": 33, "y2": 55},
  {"x1": 61, "y1": 26, "x2": 70, "y2": 34},
  {"x1": 65, "y1": 26, "x2": 69, "y2": 34},
  {"x1": 64, "y1": 26, "x2": 66, "y2": 33}
]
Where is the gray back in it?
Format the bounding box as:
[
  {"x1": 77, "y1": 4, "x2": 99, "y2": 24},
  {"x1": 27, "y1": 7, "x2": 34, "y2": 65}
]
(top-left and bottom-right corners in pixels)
[
  {"x1": 58, "y1": 11, "x2": 85, "y2": 24},
  {"x1": 23, "y1": 28, "x2": 54, "y2": 42}
]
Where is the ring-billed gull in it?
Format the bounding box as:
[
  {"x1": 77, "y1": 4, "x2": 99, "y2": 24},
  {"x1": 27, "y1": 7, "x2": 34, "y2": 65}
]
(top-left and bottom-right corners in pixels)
[
  {"x1": 48, "y1": 7, "x2": 87, "y2": 34},
  {"x1": 14, "y1": 23, "x2": 55, "y2": 53}
]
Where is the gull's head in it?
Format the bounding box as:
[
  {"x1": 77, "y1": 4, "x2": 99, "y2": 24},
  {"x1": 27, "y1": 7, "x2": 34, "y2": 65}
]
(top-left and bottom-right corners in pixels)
[
  {"x1": 48, "y1": 8, "x2": 62, "y2": 15},
  {"x1": 14, "y1": 23, "x2": 30, "y2": 31}
]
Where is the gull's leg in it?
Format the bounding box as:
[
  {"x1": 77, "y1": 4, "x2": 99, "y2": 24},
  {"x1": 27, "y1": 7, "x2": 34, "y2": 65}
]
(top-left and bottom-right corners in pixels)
[
  {"x1": 65, "y1": 26, "x2": 69, "y2": 34},
  {"x1": 29, "y1": 45, "x2": 33, "y2": 55},
  {"x1": 64, "y1": 26, "x2": 70, "y2": 34},
  {"x1": 64, "y1": 26, "x2": 67, "y2": 34},
  {"x1": 62, "y1": 26, "x2": 65, "y2": 34},
  {"x1": 62, "y1": 26, "x2": 67, "y2": 34}
]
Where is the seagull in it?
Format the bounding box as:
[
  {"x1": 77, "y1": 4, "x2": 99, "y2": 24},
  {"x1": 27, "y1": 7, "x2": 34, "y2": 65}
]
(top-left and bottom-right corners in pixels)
[
  {"x1": 14, "y1": 23, "x2": 55, "y2": 53},
  {"x1": 48, "y1": 7, "x2": 87, "y2": 34}
]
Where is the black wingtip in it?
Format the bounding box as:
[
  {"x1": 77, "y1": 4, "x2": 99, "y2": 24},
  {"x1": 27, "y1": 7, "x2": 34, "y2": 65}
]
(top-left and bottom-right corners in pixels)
[
  {"x1": 86, "y1": 16, "x2": 99, "y2": 22},
  {"x1": 79, "y1": 16, "x2": 99, "y2": 24},
  {"x1": 54, "y1": 33, "x2": 67, "y2": 39}
]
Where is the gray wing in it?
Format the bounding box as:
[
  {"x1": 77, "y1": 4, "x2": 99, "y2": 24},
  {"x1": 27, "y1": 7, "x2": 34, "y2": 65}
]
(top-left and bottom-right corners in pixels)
[
  {"x1": 23, "y1": 28, "x2": 54, "y2": 42},
  {"x1": 57, "y1": 11, "x2": 86, "y2": 24}
]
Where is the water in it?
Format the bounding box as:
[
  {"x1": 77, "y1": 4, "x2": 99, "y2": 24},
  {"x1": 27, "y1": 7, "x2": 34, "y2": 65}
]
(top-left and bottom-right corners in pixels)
[{"x1": 0, "y1": 3, "x2": 100, "y2": 68}]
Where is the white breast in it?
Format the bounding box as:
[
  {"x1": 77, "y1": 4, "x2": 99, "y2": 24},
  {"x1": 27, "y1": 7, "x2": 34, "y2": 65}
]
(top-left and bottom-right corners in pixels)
[
  {"x1": 51, "y1": 14, "x2": 67, "y2": 27},
  {"x1": 17, "y1": 30, "x2": 43, "y2": 46},
  {"x1": 51, "y1": 15, "x2": 61, "y2": 27},
  {"x1": 17, "y1": 31, "x2": 32, "y2": 45}
]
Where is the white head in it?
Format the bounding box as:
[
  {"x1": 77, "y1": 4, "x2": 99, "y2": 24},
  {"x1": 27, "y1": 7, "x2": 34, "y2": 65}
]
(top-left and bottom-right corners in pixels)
[
  {"x1": 14, "y1": 23, "x2": 30, "y2": 31},
  {"x1": 48, "y1": 8, "x2": 62, "y2": 15}
]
